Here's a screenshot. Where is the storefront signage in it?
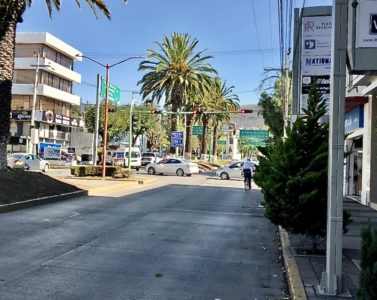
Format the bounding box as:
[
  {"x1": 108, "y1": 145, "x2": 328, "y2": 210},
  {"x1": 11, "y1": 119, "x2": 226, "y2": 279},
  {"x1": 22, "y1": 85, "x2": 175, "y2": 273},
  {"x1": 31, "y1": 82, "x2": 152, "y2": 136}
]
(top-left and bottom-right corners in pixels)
[
  {"x1": 356, "y1": 1, "x2": 377, "y2": 48},
  {"x1": 45, "y1": 110, "x2": 54, "y2": 124},
  {"x1": 345, "y1": 105, "x2": 364, "y2": 133},
  {"x1": 9, "y1": 111, "x2": 31, "y2": 121},
  {"x1": 40, "y1": 111, "x2": 80, "y2": 127},
  {"x1": 55, "y1": 114, "x2": 71, "y2": 126}
]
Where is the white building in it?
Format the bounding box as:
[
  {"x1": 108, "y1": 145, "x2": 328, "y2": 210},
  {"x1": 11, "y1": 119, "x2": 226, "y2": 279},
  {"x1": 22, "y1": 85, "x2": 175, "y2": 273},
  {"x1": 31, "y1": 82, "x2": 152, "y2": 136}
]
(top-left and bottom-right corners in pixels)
[
  {"x1": 344, "y1": 74, "x2": 377, "y2": 210},
  {"x1": 9, "y1": 32, "x2": 83, "y2": 156}
]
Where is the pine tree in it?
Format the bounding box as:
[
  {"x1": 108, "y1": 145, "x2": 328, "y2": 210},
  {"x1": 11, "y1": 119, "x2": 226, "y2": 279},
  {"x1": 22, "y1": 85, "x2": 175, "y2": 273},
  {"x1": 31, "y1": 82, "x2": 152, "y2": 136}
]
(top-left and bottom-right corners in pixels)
[
  {"x1": 358, "y1": 223, "x2": 377, "y2": 299},
  {"x1": 254, "y1": 85, "x2": 329, "y2": 248}
]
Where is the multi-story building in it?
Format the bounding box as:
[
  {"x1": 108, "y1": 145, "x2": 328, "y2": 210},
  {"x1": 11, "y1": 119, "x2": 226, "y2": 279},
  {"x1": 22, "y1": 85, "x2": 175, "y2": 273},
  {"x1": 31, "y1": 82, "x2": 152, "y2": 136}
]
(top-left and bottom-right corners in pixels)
[{"x1": 9, "y1": 32, "x2": 82, "y2": 157}]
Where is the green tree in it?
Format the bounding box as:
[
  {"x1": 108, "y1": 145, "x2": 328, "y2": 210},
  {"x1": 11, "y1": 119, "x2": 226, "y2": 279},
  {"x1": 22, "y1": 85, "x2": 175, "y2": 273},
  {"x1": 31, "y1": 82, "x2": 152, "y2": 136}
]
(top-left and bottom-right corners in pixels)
[
  {"x1": 253, "y1": 85, "x2": 330, "y2": 250},
  {"x1": 84, "y1": 104, "x2": 129, "y2": 143},
  {"x1": 209, "y1": 78, "x2": 239, "y2": 161},
  {"x1": 358, "y1": 223, "x2": 377, "y2": 299},
  {"x1": 138, "y1": 33, "x2": 217, "y2": 153},
  {"x1": 0, "y1": 0, "x2": 123, "y2": 171},
  {"x1": 258, "y1": 92, "x2": 284, "y2": 140}
]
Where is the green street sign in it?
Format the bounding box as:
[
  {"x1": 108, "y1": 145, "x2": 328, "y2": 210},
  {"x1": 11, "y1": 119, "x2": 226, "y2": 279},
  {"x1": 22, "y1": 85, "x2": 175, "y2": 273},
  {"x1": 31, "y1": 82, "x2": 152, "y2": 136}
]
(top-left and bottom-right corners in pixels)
[
  {"x1": 217, "y1": 140, "x2": 226, "y2": 145},
  {"x1": 239, "y1": 129, "x2": 269, "y2": 140},
  {"x1": 192, "y1": 125, "x2": 203, "y2": 136},
  {"x1": 240, "y1": 140, "x2": 267, "y2": 146},
  {"x1": 101, "y1": 79, "x2": 121, "y2": 105}
]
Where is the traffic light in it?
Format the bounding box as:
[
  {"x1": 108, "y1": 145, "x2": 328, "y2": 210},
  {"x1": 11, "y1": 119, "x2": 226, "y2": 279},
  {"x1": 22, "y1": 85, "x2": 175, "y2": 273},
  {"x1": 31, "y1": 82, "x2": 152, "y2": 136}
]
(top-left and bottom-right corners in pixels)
[
  {"x1": 132, "y1": 115, "x2": 138, "y2": 128},
  {"x1": 240, "y1": 109, "x2": 253, "y2": 113}
]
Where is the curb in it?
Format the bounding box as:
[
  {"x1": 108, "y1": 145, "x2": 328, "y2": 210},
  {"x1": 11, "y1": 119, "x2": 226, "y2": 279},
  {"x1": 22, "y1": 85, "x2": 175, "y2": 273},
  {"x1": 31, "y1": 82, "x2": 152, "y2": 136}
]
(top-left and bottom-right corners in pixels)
[
  {"x1": 0, "y1": 190, "x2": 88, "y2": 213},
  {"x1": 279, "y1": 226, "x2": 308, "y2": 300}
]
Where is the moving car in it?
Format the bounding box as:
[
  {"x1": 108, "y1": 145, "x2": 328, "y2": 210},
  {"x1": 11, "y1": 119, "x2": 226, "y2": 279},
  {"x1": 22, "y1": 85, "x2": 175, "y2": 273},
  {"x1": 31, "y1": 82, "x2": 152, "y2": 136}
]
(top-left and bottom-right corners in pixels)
[
  {"x1": 7, "y1": 153, "x2": 50, "y2": 172},
  {"x1": 141, "y1": 152, "x2": 161, "y2": 166},
  {"x1": 147, "y1": 158, "x2": 199, "y2": 176},
  {"x1": 216, "y1": 161, "x2": 255, "y2": 180}
]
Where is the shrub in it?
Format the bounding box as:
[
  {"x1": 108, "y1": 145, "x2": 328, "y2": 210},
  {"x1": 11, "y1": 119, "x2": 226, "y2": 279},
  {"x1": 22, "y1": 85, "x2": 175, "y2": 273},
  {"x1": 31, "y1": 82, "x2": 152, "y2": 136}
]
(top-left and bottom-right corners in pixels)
[
  {"x1": 70, "y1": 165, "x2": 122, "y2": 177},
  {"x1": 358, "y1": 223, "x2": 377, "y2": 299}
]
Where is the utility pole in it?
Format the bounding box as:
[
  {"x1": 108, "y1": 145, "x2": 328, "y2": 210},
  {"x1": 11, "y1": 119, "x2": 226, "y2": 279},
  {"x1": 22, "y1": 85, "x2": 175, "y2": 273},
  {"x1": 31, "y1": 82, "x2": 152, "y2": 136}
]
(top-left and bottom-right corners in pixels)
[
  {"x1": 92, "y1": 74, "x2": 101, "y2": 165},
  {"x1": 318, "y1": 0, "x2": 348, "y2": 296}
]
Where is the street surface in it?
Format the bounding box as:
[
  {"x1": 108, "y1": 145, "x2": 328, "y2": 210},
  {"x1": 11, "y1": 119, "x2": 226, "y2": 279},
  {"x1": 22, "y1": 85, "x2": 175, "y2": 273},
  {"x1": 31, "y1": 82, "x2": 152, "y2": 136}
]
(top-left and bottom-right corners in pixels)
[{"x1": 0, "y1": 172, "x2": 287, "y2": 300}]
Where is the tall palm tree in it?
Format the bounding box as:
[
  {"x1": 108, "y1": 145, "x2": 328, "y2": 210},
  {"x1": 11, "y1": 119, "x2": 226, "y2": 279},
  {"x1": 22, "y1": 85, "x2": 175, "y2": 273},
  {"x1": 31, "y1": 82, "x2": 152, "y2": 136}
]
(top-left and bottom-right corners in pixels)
[
  {"x1": 200, "y1": 77, "x2": 239, "y2": 161},
  {"x1": 211, "y1": 92, "x2": 239, "y2": 162},
  {"x1": 138, "y1": 33, "x2": 217, "y2": 153},
  {"x1": 0, "y1": 0, "x2": 121, "y2": 171}
]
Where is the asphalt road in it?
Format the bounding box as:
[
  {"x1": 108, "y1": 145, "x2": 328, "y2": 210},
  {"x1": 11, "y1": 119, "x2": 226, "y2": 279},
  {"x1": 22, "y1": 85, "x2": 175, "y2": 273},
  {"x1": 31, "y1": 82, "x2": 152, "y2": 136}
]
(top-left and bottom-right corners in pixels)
[{"x1": 0, "y1": 173, "x2": 287, "y2": 300}]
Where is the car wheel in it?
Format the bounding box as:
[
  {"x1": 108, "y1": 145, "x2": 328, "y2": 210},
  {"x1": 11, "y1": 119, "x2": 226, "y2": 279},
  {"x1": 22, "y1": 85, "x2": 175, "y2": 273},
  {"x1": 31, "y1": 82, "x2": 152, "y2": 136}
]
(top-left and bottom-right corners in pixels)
[
  {"x1": 187, "y1": 174, "x2": 192, "y2": 177},
  {"x1": 176, "y1": 168, "x2": 184, "y2": 176},
  {"x1": 24, "y1": 164, "x2": 30, "y2": 171},
  {"x1": 220, "y1": 172, "x2": 229, "y2": 180},
  {"x1": 43, "y1": 164, "x2": 49, "y2": 173},
  {"x1": 148, "y1": 167, "x2": 155, "y2": 175}
]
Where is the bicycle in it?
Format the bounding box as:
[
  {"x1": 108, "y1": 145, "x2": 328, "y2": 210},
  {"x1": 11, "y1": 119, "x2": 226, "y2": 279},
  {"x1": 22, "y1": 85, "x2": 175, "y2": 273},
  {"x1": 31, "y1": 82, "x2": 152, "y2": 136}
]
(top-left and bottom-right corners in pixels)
[{"x1": 242, "y1": 169, "x2": 252, "y2": 191}]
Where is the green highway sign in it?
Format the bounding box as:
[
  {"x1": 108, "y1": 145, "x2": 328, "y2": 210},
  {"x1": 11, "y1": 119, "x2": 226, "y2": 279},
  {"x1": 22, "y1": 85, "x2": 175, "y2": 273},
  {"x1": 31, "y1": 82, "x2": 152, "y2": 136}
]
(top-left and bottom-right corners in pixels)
[
  {"x1": 240, "y1": 140, "x2": 267, "y2": 146},
  {"x1": 101, "y1": 79, "x2": 121, "y2": 105},
  {"x1": 239, "y1": 129, "x2": 269, "y2": 140},
  {"x1": 192, "y1": 125, "x2": 203, "y2": 136},
  {"x1": 217, "y1": 140, "x2": 226, "y2": 145}
]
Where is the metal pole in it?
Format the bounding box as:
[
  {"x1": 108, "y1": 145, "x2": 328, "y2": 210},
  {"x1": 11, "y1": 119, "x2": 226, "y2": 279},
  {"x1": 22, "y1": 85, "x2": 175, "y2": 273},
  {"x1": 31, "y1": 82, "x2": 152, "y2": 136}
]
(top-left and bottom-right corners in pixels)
[
  {"x1": 175, "y1": 112, "x2": 180, "y2": 157},
  {"x1": 208, "y1": 128, "x2": 213, "y2": 163},
  {"x1": 101, "y1": 65, "x2": 110, "y2": 178},
  {"x1": 93, "y1": 74, "x2": 101, "y2": 165},
  {"x1": 319, "y1": 0, "x2": 348, "y2": 295},
  {"x1": 30, "y1": 53, "x2": 40, "y2": 154},
  {"x1": 128, "y1": 96, "x2": 134, "y2": 173}
]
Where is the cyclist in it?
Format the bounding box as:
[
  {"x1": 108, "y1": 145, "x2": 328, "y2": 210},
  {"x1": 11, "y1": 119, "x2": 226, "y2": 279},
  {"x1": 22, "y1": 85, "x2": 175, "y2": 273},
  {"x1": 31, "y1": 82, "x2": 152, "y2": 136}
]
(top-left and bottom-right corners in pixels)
[{"x1": 242, "y1": 158, "x2": 254, "y2": 190}]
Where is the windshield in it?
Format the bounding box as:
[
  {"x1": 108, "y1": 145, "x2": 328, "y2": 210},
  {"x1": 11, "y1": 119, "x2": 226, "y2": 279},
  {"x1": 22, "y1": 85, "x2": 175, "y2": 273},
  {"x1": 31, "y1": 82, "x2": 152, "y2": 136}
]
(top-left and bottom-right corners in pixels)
[{"x1": 126, "y1": 152, "x2": 140, "y2": 158}]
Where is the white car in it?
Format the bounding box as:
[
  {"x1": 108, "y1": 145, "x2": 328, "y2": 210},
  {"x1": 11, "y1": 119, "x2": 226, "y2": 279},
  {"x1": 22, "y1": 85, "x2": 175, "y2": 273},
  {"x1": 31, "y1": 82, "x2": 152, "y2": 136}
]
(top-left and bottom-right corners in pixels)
[
  {"x1": 7, "y1": 153, "x2": 50, "y2": 172},
  {"x1": 216, "y1": 161, "x2": 255, "y2": 180},
  {"x1": 147, "y1": 158, "x2": 199, "y2": 176}
]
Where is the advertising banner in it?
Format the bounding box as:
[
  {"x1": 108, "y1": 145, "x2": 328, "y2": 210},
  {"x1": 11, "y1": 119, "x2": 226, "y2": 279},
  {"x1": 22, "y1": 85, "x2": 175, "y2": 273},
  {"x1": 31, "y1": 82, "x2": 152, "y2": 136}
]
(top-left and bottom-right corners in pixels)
[
  {"x1": 300, "y1": 15, "x2": 332, "y2": 112},
  {"x1": 356, "y1": 1, "x2": 377, "y2": 48},
  {"x1": 300, "y1": 75, "x2": 330, "y2": 111},
  {"x1": 39, "y1": 143, "x2": 62, "y2": 159}
]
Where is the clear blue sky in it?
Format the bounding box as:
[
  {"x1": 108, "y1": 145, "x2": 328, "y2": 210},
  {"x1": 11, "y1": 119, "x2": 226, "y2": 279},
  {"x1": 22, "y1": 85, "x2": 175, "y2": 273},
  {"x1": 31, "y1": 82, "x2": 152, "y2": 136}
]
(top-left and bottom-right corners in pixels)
[{"x1": 18, "y1": 0, "x2": 332, "y2": 106}]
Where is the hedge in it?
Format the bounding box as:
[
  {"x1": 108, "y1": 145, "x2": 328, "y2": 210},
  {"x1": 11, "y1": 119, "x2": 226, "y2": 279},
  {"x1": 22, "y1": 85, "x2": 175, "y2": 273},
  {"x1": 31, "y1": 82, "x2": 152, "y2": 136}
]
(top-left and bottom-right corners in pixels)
[{"x1": 70, "y1": 165, "x2": 123, "y2": 177}]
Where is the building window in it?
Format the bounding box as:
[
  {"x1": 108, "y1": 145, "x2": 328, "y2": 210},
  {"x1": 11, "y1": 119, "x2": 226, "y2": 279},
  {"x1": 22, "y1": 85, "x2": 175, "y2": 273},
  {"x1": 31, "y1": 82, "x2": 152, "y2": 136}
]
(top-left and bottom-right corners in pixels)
[
  {"x1": 12, "y1": 70, "x2": 35, "y2": 84},
  {"x1": 11, "y1": 95, "x2": 32, "y2": 110},
  {"x1": 15, "y1": 44, "x2": 43, "y2": 58}
]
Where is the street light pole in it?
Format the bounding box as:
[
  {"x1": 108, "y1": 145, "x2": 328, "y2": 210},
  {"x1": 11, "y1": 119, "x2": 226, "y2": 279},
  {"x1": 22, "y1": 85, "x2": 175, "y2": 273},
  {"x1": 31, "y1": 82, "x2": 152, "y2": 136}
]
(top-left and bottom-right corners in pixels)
[
  {"x1": 30, "y1": 53, "x2": 54, "y2": 155},
  {"x1": 128, "y1": 95, "x2": 143, "y2": 173},
  {"x1": 78, "y1": 55, "x2": 143, "y2": 178}
]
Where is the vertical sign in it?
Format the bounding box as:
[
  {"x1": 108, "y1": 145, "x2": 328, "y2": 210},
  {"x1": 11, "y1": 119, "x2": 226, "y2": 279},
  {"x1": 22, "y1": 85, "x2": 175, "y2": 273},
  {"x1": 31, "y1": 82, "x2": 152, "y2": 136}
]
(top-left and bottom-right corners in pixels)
[{"x1": 301, "y1": 15, "x2": 332, "y2": 112}]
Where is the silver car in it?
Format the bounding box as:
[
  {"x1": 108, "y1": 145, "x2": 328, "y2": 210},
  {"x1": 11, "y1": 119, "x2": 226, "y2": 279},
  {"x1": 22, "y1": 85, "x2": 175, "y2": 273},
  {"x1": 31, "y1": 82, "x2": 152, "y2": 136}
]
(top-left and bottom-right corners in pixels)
[
  {"x1": 7, "y1": 153, "x2": 50, "y2": 172},
  {"x1": 147, "y1": 158, "x2": 199, "y2": 176}
]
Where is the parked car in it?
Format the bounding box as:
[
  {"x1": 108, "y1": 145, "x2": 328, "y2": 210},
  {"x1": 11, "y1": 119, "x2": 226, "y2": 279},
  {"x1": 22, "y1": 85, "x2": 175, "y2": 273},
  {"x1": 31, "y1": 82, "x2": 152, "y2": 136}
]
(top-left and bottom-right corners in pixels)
[
  {"x1": 141, "y1": 152, "x2": 161, "y2": 166},
  {"x1": 216, "y1": 161, "x2": 255, "y2": 180},
  {"x1": 7, "y1": 153, "x2": 50, "y2": 172},
  {"x1": 147, "y1": 158, "x2": 199, "y2": 176}
]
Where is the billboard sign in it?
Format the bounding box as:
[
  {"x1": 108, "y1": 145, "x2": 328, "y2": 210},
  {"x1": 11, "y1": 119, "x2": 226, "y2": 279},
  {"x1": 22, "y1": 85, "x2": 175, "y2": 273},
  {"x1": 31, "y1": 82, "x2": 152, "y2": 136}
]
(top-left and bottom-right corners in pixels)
[
  {"x1": 300, "y1": 15, "x2": 332, "y2": 113},
  {"x1": 300, "y1": 75, "x2": 330, "y2": 111},
  {"x1": 39, "y1": 143, "x2": 62, "y2": 159},
  {"x1": 356, "y1": 1, "x2": 377, "y2": 48}
]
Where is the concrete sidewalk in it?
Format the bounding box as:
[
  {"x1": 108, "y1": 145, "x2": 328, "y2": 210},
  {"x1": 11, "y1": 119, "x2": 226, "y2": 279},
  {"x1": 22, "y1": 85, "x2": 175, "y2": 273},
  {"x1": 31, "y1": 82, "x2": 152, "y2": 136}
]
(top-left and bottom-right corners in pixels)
[{"x1": 282, "y1": 198, "x2": 377, "y2": 299}]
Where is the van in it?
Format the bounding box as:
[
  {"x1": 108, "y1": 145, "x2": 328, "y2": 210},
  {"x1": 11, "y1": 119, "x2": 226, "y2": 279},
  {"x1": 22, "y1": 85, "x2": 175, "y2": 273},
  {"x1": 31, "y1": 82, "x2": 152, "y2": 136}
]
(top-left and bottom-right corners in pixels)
[
  {"x1": 106, "y1": 147, "x2": 141, "y2": 170},
  {"x1": 124, "y1": 147, "x2": 141, "y2": 171}
]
